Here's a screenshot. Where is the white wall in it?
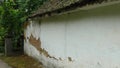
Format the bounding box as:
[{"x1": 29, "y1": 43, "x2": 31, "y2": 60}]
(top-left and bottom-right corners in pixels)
[{"x1": 24, "y1": 3, "x2": 120, "y2": 68}]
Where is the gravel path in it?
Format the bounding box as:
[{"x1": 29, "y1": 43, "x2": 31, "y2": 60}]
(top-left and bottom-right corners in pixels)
[{"x1": 0, "y1": 60, "x2": 12, "y2": 68}]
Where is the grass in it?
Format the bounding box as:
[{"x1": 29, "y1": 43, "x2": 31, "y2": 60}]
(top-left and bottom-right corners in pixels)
[{"x1": 0, "y1": 55, "x2": 44, "y2": 68}]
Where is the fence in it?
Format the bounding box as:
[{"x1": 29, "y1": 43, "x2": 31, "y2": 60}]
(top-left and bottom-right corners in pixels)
[
  {"x1": 0, "y1": 40, "x2": 4, "y2": 53},
  {"x1": 0, "y1": 35, "x2": 24, "y2": 56}
]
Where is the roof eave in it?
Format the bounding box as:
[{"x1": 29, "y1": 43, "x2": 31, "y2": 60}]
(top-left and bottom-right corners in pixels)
[{"x1": 29, "y1": 0, "x2": 120, "y2": 19}]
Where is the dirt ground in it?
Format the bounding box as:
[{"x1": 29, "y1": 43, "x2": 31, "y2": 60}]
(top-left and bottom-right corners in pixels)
[{"x1": 0, "y1": 55, "x2": 44, "y2": 68}]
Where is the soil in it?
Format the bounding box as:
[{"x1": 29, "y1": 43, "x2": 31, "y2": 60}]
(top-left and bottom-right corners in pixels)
[{"x1": 0, "y1": 55, "x2": 44, "y2": 68}]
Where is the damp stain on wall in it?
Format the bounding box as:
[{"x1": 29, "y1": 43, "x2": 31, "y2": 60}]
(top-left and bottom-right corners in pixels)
[{"x1": 24, "y1": 21, "x2": 30, "y2": 29}]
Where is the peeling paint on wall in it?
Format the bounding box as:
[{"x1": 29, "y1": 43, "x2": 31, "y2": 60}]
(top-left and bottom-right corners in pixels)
[
  {"x1": 68, "y1": 57, "x2": 73, "y2": 62},
  {"x1": 24, "y1": 3, "x2": 120, "y2": 68},
  {"x1": 24, "y1": 21, "x2": 30, "y2": 29},
  {"x1": 28, "y1": 34, "x2": 58, "y2": 60},
  {"x1": 24, "y1": 22, "x2": 31, "y2": 41},
  {"x1": 29, "y1": 34, "x2": 41, "y2": 49}
]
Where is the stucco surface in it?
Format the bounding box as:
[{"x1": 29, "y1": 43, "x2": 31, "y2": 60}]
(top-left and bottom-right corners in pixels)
[{"x1": 24, "y1": 3, "x2": 120, "y2": 68}]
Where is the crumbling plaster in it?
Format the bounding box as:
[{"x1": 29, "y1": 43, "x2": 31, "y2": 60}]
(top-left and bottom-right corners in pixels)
[{"x1": 24, "y1": 3, "x2": 120, "y2": 68}]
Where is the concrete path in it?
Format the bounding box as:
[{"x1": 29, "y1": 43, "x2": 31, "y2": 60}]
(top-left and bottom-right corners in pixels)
[{"x1": 0, "y1": 60, "x2": 12, "y2": 68}]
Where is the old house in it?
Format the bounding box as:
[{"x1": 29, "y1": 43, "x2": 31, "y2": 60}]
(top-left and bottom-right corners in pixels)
[{"x1": 24, "y1": 0, "x2": 120, "y2": 68}]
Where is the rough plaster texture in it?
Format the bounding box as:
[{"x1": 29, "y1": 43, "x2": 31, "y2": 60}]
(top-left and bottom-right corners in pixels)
[{"x1": 24, "y1": 3, "x2": 120, "y2": 68}]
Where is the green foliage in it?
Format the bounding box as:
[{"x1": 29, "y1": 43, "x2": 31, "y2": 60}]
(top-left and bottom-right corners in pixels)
[
  {"x1": 0, "y1": 0, "x2": 46, "y2": 45},
  {"x1": 0, "y1": 26, "x2": 6, "y2": 39},
  {"x1": 25, "y1": 0, "x2": 47, "y2": 14}
]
